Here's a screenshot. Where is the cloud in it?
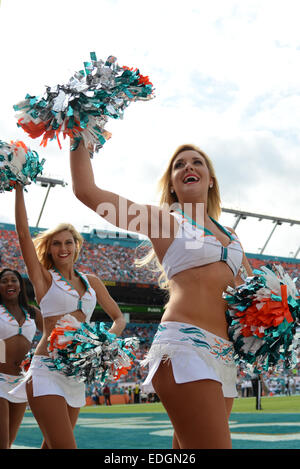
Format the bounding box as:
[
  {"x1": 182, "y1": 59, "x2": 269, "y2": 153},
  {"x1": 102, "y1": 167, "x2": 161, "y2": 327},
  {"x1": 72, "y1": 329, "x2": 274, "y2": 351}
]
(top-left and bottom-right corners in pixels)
[{"x1": 204, "y1": 130, "x2": 300, "y2": 215}]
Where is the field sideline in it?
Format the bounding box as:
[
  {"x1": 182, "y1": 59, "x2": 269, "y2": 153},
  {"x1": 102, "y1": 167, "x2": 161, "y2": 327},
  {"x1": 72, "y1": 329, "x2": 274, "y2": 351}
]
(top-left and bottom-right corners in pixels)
[{"x1": 78, "y1": 394, "x2": 300, "y2": 414}]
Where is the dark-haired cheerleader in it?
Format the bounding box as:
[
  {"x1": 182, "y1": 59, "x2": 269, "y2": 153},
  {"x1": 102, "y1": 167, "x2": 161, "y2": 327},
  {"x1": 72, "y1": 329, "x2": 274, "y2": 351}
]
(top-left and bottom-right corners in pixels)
[{"x1": 0, "y1": 268, "x2": 42, "y2": 448}]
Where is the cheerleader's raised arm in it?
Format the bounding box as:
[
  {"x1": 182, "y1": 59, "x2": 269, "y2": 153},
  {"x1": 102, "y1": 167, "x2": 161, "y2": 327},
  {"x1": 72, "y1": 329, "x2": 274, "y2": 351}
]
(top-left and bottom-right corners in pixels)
[
  {"x1": 70, "y1": 140, "x2": 176, "y2": 253},
  {"x1": 15, "y1": 183, "x2": 52, "y2": 303}
]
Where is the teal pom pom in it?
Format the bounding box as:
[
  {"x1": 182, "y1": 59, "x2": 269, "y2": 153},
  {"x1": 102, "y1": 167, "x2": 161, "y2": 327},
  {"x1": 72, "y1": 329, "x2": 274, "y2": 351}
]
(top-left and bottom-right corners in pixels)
[
  {"x1": 47, "y1": 314, "x2": 139, "y2": 384},
  {"x1": 14, "y1": 52, "x2": 154, "y2": 155},
  {"x1": 0, "y1": 140, "x2": 44, "y2": 192},
  {"x1": 225, "y1": 264, "x2": 300, "y2": 373}
]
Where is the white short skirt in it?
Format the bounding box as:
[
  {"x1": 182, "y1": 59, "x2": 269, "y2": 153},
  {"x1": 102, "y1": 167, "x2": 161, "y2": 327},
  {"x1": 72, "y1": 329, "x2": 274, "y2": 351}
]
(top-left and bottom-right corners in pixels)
[
  {"x1": 9, "y1": 355, "x2": 86, "y2": 408},
  {"x1": 141, "y1": 321, "x2": 238, "y2": 398},
  {"x1": 0, "y1": 373, "x2": 27, "y2": 403}
]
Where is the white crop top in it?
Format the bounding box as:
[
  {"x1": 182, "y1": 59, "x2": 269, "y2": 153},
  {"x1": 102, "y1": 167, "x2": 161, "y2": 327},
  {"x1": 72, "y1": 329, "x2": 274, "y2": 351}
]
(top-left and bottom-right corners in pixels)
[
  {"x1": 40, "y1": 269, "x2": 97, "y2": 322},
  {"x1": 162, "y1": 211, "x2": 243, "y2": 280},
  {"x1": 0, "y1": 304, "x2": 36, "y2": 342}
]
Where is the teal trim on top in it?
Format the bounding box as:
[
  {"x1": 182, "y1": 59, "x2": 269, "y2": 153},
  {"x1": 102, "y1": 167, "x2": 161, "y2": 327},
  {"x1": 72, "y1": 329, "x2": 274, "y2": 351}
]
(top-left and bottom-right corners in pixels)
[
  {"x1": 221, "y1": 246, "x2": 228, "y2": 261},
  {"x1": 209, "y1": 216, "x2": 235, "y2": 241},
  {"x1": 0, "y1": 304, "x2": 28, "y2": 324},
  {"x1": 175, "y1": 208, "x2": 212, "y2": 235},
  {"x1": 175, "y1": 209, "x2": 234, "y2": 241},
  {"x1": 52, "y1": 267, "x2": 89, "y2": 294}
]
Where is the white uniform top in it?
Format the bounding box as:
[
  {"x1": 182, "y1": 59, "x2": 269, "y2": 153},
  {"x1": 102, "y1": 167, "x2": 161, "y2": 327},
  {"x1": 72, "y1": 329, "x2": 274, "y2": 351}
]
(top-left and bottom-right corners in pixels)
[
  {"x1": 39, "y1": 269, "x2": 96, "y2": 322},
  {"x1": 0, "y1": 304, "x2": 36, "y2": 342},
  {"x1": 162, "y1": 211, "x2": 243, "y2": 280}
]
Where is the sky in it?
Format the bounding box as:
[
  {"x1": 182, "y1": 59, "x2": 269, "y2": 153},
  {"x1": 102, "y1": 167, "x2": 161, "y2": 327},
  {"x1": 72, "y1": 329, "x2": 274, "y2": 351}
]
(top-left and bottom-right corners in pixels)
[{"x1": 0, "y1": 0, "x2": 299, "y2": 258}]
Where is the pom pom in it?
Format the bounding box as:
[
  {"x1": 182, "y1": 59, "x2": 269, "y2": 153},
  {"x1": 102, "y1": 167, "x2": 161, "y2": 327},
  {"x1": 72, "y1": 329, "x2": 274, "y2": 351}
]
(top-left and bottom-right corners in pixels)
[
  {"x1": 14, "y1": 52, "x2": 154, "y2": 155},
  {"x1": 0, "y1": 140, "x2": 45, "y2": 192},
  {"x1": 20, "y1": 348, "x2": 35, "y2": 373},
  {"x1": 46, "y1": 314, "x2": 139, "y2": 384},
  {"x1": 225, "y1": 264, "x2": 300, "y2": 373}
]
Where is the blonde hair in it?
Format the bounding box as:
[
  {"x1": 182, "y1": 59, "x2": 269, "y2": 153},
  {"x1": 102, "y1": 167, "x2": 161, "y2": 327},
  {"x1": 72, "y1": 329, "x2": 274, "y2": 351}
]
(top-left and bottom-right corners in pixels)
[
  {"x1": 33, "y1": 223, "x2": 83, "y2": 270},
  {"x1": 136, "y1": 144, "x2": 222, "y2": 290}
]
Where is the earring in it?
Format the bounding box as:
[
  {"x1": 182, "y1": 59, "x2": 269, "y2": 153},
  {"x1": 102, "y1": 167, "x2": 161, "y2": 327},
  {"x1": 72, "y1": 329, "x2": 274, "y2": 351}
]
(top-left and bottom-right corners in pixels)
[
  {"x1": 209, "y1": 183, "x2": 213, "y2": 188},
  {"x1": 170, "y1": 188, "x2": 174, "y2": 194}
]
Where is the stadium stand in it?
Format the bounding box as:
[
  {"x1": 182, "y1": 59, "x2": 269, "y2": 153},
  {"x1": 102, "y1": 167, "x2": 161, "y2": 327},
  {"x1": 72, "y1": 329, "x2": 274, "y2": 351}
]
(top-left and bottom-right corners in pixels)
[
  {"x1": 0, "y1": 222, "x2": 299, "y2": 404},
  {"x1": 1, "y1": 223, "x2": 299, "y2": 288}
]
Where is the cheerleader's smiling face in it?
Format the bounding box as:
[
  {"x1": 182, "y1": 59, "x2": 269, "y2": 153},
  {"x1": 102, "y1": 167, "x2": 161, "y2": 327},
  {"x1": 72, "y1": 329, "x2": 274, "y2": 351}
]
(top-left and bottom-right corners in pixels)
[
  {"x1": 0, "y1": 270, "x2": 21, "y2": 302},
  {"x1": 170, "y1": 150, "x2": 212, "y2": 203},
  {"x1": 48, "y1": 230, "x2": 77, "y2": 266}
]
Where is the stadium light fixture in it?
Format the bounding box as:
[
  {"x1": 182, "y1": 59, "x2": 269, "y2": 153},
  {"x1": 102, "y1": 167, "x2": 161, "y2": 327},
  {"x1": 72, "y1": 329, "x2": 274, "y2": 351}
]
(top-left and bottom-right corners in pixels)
[
  {"x1": 35, "y1": 176, "x2": 67, "y2": 228},
  {"x1": 222, "y1": 208, "x2": 300, "y2": 257},
  {"x1": 259, "y1": 220, "x2": 283, "y2": 255}
]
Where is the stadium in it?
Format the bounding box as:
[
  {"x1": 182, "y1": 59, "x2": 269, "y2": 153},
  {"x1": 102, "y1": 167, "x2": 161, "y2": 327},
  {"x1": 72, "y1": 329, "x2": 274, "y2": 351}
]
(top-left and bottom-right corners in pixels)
[{"x1": 0, "y1": 205, "x2": 299, "y2": 450}]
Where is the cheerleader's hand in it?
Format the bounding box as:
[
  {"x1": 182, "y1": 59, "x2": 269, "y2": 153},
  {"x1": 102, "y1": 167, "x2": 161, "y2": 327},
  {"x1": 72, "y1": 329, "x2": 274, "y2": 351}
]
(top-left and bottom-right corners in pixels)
[{"x1": 86, "y1": 274, "x2": 126, "y2": 336}]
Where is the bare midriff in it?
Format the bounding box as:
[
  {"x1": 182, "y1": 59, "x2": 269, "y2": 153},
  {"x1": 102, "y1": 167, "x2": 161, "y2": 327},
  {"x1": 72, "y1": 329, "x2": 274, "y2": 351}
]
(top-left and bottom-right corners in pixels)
[
  {"x1": 161, "y1": 262, "x2": 234, "y2": 340},
  {"x1": 35, "y1": 309, "x2": 86, "y2": 357},
  {"x1": 0, "y1": 335, "x2": 32, "y2": 376}
]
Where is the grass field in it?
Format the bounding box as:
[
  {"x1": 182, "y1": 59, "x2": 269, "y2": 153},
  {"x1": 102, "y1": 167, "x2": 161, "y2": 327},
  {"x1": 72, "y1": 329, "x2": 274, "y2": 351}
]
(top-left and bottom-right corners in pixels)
[
  {"x1": 79, "y1": 394, "x2": 300, "y2": 414},
  {"x1": 232, "y1": 395, "x2": 300, "y2": 413},
  {"x1": 16, "y1": 395, "x2": 300, "y2": 449}
]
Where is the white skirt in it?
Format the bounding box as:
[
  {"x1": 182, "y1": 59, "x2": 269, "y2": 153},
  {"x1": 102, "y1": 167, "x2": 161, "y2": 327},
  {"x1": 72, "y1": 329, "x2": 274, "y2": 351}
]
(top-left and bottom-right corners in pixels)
[
  {"x1": 9, "y1": 355, "x2": 86, "y2": 408},
  {"x1": 141, "y1": 321, "x2": 238, "y2": 398},
  {"x1": 0, "y1": 373, "x2": 27, "y2": 403}
]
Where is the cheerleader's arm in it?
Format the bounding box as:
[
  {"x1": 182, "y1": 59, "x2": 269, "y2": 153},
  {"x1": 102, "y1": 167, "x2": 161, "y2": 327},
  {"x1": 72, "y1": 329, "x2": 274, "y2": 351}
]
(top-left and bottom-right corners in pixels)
[
  {"x1": 87, "y1": 274, "x2": 126, "y2": 336},
  {"x1": 33, "y1": 306, "x2": 44, "y2": 333},
  {"x1": 226, "y1": 226, "x2": 253, "y2": 286},
  {"x1": 15, "y1": 184, "x2": 51, "y2": 302},
  {"x1": 69, "y1": 140, "x2": 172, "y2": 242}
]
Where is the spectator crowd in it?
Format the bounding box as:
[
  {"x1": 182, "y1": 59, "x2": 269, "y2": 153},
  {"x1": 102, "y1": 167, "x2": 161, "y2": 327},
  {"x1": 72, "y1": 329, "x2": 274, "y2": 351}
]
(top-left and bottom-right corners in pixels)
[
  {"x1": 1, "y1": 227, "x2": 299, "y2": 288},
  {"x1": 0, "y1": 228, "x2": 157, "y2": 284}
]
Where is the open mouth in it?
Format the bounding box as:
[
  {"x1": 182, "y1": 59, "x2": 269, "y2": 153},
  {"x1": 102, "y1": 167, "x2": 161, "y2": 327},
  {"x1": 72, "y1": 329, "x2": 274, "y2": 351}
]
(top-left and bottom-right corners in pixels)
[
  {"x1": 183, "y1": 174, "x2": 200, "y2": 184},
  {"x1": 58, "y1": 254, "x2": 70, "y2": 258},
  {"x1": 6, "y1": 288, "x2": 17, "y2": 295}
]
